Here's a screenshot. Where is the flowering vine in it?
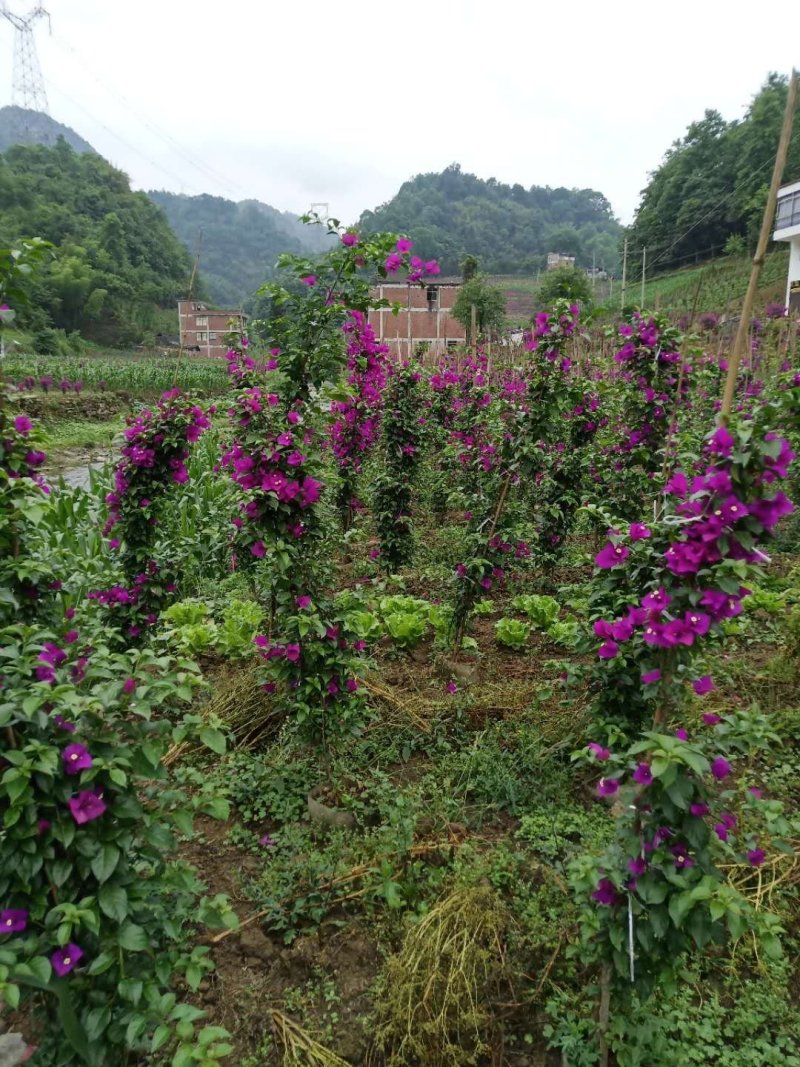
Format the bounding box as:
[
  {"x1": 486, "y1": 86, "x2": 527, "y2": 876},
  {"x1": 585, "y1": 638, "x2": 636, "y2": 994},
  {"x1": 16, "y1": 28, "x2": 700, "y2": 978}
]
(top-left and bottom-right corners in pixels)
[{"x1": 90, "y1": 389, "x2": 211, "y2": 637}]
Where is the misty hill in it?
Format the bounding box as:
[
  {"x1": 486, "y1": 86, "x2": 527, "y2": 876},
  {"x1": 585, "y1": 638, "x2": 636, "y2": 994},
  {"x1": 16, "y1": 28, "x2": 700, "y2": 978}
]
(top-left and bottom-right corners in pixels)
[
  {"x1": 148, "y1": 191, "x2": 335, "y2": 307},
  {"x1": 0, "y1": 106, "x2": 95, "y2": 155},
  {"x1": 358, "y1": 164, "x2": 623, "y2": 275}
]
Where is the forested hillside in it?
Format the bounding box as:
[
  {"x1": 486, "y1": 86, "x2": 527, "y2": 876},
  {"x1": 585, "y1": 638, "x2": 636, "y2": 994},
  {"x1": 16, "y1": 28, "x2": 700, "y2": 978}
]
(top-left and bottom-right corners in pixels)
[
  {"x1": 358, "y1": 164, "x2": 623, "y2": 275},
  {"x1": 627, "y1": 73, "x2": 800, "y2": 271},
  {"x1": 0, "y1": 141, "x2": 194, "y2": 345},
  {"x1": 0, "y1": 106, "x2": 95, "y2": 155},
  {"x1": 149, "y1": 191, "x2": 335, "y2": 306}
]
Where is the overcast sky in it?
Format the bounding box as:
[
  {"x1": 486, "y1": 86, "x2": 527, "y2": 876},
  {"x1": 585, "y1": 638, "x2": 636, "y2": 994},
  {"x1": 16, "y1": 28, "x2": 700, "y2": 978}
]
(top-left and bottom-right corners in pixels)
[{"x1": 1, "y1": 0, "x2": 797, "y2": 225}]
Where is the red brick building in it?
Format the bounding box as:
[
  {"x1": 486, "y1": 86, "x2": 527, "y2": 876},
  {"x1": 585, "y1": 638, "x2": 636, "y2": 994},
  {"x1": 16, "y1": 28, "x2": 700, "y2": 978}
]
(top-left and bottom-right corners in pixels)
[
  {"x1": 177, "y1": 300, "x2": 248, "y2": 359},
  {"x1": 367, "y1": 281, "x2": 465, "y2": 359}
]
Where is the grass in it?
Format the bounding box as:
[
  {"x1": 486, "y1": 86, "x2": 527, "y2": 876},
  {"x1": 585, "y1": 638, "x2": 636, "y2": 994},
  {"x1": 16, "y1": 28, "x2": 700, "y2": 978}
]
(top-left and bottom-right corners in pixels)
[
  {"x1": 41, "y1": 415, "x2": 125, "y2": 452},
  {"x1": 620, "y1": 247, "x2": 790, "y2": 314}
]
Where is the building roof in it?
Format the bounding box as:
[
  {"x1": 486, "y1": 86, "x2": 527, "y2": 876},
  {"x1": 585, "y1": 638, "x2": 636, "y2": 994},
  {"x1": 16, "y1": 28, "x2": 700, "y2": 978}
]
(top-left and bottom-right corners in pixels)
[{"x1": 373, "y1": 277, "x2": 462, "y2": 287}]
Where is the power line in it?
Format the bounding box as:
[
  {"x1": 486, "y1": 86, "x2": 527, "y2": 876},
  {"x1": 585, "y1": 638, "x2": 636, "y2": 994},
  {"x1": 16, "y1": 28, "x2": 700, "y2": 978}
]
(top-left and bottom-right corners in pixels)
[
  {"x1": 49, "y1": 31, "x2": 252, "y2": 201},
  {"x1": 44, "y1": 75, "x2": 202, "y2": 193}
]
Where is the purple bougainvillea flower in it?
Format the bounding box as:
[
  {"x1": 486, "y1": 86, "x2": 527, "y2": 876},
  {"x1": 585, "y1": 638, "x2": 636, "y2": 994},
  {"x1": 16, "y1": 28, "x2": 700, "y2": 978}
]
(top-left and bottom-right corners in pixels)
[
  {"x1": 14, "y1": 415, "x2": 33, "y2": 436},
  {"x1": 610, "y1": 618, "x2": 634, "y2": 642},
  {"x1": 693, "y1": 675, "x2": 714, "y2": 695},
  {"x1": 747, "y1": 848, "x2": 766, "y2": 867},
  {"x1": 719, "y1": 812, "x2": 737, "y2": 831},
  {"x1": 708, "y1": 425, "x2": 735, "y2": 457},
  {"x1": 341, "y1": 232, "x2": 359, "y2": 246},
  {"x1": 259, "y1": 834, "x2": 276, "y2": 847},
  {"x1": 446, "y1": 681, "x2": 458, "y2": 694},
  {"x1": 595, "y1": 542, "x2": 629, "y2": 569},
  {"x1": 0, "y1": 909, "x2": 28, "y2": 934},
  {"x1": 285, "y1": 644, "x2": 301, "y2": 663},
  {"x1": 301, "y1": 274, "x2": 317, "y2": 286},
  {"x1": 629, "y1": 523, "x2": 651, "y2": 541},
  {"x1": 598, "y1": 640, "x2": 619, "y2": 659},
  {"x1": 664, "y1": 471, "x2": 688, "y2": 497},
  {"x1": 54, "y1": 715, "x2": 76, "y2": 733},
  {"x1": 592, "y1": 878, "x2": 620, "y2": 906},
  {"x1": 593, "y1": 619, "x2": 614, "y2": 639},
  {"x1": 642, "y1": 587, "x2": 671, "y2": 611},
  {"x1": 702, "y1": 712, "x2": 722, "y2": 725},
  {"x1": 627, "y1": 857, "x2": 647, "y2": 877},
  {"x1": 632, "y1": 762, "x2": 653, "y2": 785},
  {"x1": 683, "y1": 611, "x2": 711, "y2": 637},
  {"x1": 711, "y1": 757, "x2": 732, "y2": 780},
  {"x1": 665, "y1": 541, "x2": 706, "y2": 575},
  {"x1": 51, "y1": 943, "x2": 84, "y2": 976},
  {"x1": 714, "y1": 823, "x2": 729, "y2": 842},
  {"x1": 295, "y1": 595, "x2": 312, "y2": 610},
  {"x1": 396, "y1": 237, "x2": 413, "y2": 253},
  {"x1": 346, "y1": 678, "x2": 359, "y2": 693},
  {"x1": 690, "y1": 803, "x2": 709, "y2": 817},
  {"x1": 597, "y1": 777, "x2": 620, "y2": 797},
  {"x1": 587, "y1": 742, "x2": 611, "y2": 761},
  {"x1": 251, "y1": 541, "x2": 266, "y2": 558},
  {"x1": 675, "y1": 728, "x2": 688, "y2": 741},
  {"x1": 122, "y1": 677, "x2": 136, "y2": 694},
  {"x1": 748, "y1": 787, "x2": 763, "y2": 799},
  {"x1": 641, "y1": 669, "x2": 661, "y2": 684},
  {"x1": 68, "y1": 791, "x2": 107, "y2": 824},
  {"x1": 62, "y1": 743, "x2": 92, "y2": 775}
]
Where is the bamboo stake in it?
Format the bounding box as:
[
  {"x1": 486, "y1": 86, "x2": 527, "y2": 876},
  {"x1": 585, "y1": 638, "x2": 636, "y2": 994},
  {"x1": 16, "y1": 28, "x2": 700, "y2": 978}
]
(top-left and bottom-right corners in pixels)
[{"x1": 720, "y1": 70, "x2": 798, "y2": 419}]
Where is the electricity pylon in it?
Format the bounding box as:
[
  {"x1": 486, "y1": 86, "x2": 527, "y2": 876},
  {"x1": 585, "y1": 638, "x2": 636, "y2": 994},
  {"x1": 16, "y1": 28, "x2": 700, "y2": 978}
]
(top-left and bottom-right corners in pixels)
[{"x1": 1, "y1": 4, "x2": 51, "y2": 113}]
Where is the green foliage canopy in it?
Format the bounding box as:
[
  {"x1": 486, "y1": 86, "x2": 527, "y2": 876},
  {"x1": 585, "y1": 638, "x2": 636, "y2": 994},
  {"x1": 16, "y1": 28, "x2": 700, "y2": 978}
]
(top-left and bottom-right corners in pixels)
[
  {"x1": 627, "y1": 73, "x2": 800, "y2": 272},
  {"x1": 0, "y1": 140, "x2": 194, "y2": 345},
  {"x1": 358, "y1": 164, "x2": 622, "y2": 276}
]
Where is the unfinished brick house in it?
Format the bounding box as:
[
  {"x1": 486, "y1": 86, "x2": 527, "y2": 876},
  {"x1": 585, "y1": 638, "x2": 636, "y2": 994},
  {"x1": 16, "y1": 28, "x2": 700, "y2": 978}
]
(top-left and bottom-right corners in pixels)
[
  {"x1": 367, "y1": 281, "x2": 466, "y2": 359},
  {"x1": 177, "y1": 300, "x2": 248, "y2": 358}
]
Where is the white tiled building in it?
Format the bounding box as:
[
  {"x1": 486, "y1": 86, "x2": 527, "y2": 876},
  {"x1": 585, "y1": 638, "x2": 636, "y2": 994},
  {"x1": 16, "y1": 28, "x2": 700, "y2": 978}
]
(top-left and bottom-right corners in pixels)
[{"x1": 773, "y1": 180, "x2": 800, "y2": 313}]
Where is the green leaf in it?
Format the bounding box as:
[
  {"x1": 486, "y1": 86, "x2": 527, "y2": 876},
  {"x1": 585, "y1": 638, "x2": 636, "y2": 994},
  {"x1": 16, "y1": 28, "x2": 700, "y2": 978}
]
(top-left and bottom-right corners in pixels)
[
  {"x1": 85, "y1": 1005, "x2": 111, "y2": 1042},
  {"x1": 668, "y1": 890, "x2": 694, "y2": 928},
  {"x1": 118, "y1": 922, "x2": 149, "y2": 952},
  {"x1": 151, "y1": 1024, "x2": 171, "y2": 1053},
  {"x1": 87, "y1": 951, "x2": 115, "y2": 976},
  {"x1": 119, "y1": 978, "x2": 143, "y2": 1005},
  {"x1": 99, "y1": 883, "x2": 128, "y2": 923},
  {"x1": 27, "y1": 956, "x2": 52, "y2": 983},
  {"x1": 203, "y1": 797, "x2": 230, "y2": 821},
  {"x1": 91, "y1": 843, "x2": 121, "y2": 884},
  {"x1": 199, "y1": 727, "x2": 226, "y2": 755},
  {"x1": 3, "y1": 983, "x2": 20, "y2": 1009},
  {"x1": 125, "y1": 1014, "x2": 148, "y2": 1046}
]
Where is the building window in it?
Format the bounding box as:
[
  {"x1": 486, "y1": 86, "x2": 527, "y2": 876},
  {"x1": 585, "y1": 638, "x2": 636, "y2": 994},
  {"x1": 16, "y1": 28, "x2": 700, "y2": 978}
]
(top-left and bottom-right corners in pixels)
[
  {"x1": 426, "y1": 285, "x2": 439, "y2": 312},
  {"x1": 195, "y1": 316, "x2": 209, "y2": 327},
  {"x1": 776, "y1": 191, "x2": 800, "y2": 231},
  {"x1": 197, "y1": 332, "x2": 208, "y2": 342},
  {"x1": 447, "y1": 340, "x2": 458, "y2": 350},
  {"x1": 209, "y1": 332, "x2": 218, "y2": 341}
]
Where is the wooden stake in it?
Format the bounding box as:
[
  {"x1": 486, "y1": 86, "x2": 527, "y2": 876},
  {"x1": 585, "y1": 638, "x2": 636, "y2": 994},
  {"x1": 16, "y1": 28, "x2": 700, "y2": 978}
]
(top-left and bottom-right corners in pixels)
[
  {"x1": 621, "y1": 238, "x2": 628, "y2": 309},
  {"x1": 720, "y1": 70, "x2": 798, "y2": 419},
  {"x1": 471, "y1": 303, "x2": 478, "y2": 354}
]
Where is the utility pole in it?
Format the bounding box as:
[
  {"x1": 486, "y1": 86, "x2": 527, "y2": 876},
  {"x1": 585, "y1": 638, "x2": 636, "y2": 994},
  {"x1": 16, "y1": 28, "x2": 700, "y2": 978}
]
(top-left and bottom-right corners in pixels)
[
  {"x1": 640, "y1": 247, "x2": 647, "y2": 307},
  {"x1": 620, "y1": 238, "x2": 628, "y2": 309},
  {"x1": 1, "y1": 5, "x2": 51, "y2": 115},
  {"x1": 592, "y1": 251, "x2": 596, "y2": 295}
]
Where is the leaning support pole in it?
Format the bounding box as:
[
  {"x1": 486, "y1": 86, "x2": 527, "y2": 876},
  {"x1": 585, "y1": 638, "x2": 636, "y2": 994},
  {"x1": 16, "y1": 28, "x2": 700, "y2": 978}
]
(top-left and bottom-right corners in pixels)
[{"x1": 720, "y1": 69, "x2": 798, "y2": 420}]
